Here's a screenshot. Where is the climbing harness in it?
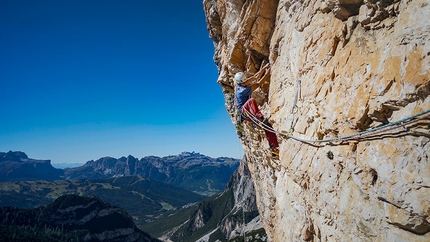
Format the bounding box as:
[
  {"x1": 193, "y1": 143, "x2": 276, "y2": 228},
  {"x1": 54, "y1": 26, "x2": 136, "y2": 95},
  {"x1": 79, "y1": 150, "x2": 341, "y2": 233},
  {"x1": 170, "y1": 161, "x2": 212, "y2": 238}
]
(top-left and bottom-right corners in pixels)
[{"x1": 242, "y1": 108, "x2": 430, "y2": 144}]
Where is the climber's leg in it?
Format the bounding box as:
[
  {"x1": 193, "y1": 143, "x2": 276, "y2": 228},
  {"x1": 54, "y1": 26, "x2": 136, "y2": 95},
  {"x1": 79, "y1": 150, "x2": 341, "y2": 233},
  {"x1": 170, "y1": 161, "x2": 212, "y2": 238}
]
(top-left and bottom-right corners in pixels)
[
  {"x1": 262, "y1": 121, "x2": 279, "y2": 149},
  {"x1": 241, "y1": 98, "x2": 264, "y2": 120},
  {"x1": 242, "y1": 98, "x2": 279, "y2": 154}
]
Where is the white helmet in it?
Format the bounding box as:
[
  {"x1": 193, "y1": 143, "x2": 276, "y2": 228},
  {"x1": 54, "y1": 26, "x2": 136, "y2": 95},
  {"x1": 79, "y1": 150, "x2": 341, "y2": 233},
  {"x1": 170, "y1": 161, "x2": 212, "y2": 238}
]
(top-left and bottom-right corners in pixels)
[{"x1": 234, "y1": 72, "x2": 245, "y2": 83}]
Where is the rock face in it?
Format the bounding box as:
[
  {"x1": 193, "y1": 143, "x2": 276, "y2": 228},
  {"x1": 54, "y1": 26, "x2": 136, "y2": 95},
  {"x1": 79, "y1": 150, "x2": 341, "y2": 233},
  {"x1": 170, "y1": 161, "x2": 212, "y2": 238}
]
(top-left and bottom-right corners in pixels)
[
  {"x1": 158, "y1": 157, "x2": 266, "y2": 242},
  {"x1": 220, "y1": 156, "x2": 265, "y2": 241},
  {"x1": 204, "y1": 0, "x2": 429, "y2": 241}
]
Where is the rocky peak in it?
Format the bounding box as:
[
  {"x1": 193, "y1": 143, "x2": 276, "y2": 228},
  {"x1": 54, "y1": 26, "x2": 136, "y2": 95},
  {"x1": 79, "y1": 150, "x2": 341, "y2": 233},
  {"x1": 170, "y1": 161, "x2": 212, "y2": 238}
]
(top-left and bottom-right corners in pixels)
[
  {"x1": 0, "y1": 151, "x2": 63, "y2": 181},
  {"x1": 226, "y1": 156, "x2": 258, "y2": 212},
  {"x1": 0, "y1": 150, "x2": 28, "y2": 162},
  {"x1": 204, "y1": 0, "x2": 429, "y2": 241},
  {"x1": 221, "y1": 157, "x2": 263, "y2": 240}
]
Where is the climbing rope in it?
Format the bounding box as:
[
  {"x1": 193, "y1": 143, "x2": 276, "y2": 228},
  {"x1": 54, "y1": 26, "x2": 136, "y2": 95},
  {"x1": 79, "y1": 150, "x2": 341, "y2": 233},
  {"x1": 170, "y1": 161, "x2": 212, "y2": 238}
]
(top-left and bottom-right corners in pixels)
[
  {"x1": 242, "y1": 108, "x2": 430, "y2": 144},
  {"x1": 290, "y1": 79, "x2": 301, "y2": 129}
]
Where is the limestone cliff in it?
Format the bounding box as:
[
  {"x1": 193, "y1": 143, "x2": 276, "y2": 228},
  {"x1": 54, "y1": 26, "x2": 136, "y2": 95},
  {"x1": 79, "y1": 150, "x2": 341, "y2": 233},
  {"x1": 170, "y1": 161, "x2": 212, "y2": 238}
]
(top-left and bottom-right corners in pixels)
[{"x1": 203, "y1": 0, "x2": 430, "y2": 241}]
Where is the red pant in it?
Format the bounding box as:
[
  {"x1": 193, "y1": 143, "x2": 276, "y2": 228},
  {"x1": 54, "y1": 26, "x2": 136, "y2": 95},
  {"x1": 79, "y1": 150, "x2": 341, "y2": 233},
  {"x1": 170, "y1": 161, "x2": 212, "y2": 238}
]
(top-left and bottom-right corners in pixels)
[{"x1": 241, "y1": 98, "x2": 279, "y2": 148}]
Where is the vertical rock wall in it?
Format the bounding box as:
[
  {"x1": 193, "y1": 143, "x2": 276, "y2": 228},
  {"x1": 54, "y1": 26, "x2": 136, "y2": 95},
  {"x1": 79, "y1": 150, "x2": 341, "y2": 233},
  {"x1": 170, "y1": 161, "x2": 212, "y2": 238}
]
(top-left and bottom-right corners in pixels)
[{"x1": 204, "y1": 0, "x2": 430, "y2": 241}]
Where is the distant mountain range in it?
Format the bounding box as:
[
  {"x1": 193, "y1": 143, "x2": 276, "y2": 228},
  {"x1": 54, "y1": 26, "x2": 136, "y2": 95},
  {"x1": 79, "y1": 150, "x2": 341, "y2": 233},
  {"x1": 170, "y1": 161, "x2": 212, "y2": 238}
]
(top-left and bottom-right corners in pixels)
[
  {"x1": 65, "y1": 151, "x2": 240, "y2": 196},
  {"x1": 0, "y1": 151, "x2": 240, "y2": 196},
  {"x1": 0, "y1": 151, "x2": 265, "y2": 241}
]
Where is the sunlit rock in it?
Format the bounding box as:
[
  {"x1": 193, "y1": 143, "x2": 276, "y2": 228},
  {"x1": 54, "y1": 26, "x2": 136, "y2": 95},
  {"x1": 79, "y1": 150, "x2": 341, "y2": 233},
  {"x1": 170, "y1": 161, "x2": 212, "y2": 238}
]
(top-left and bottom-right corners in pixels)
[{"x1": 204, "y1": 0, "x2": 430, "y2": 241}]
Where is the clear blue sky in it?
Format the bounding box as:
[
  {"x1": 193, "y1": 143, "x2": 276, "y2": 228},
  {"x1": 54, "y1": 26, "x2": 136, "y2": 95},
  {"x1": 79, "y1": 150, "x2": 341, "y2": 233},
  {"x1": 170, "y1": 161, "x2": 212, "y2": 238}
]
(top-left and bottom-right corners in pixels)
[{"x1": 0, "y1": 0, "x2": 243, "y2": 164}]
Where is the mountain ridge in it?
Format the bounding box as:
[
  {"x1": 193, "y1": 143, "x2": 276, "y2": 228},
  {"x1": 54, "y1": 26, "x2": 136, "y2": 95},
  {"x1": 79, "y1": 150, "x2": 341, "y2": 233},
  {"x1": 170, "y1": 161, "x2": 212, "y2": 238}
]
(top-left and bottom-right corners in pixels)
[
  {"x1": 1, "y1": 151, "x2": 240, "y2": 195},
  {"x1": 0, "y1": 194, "x2": 160, "y2": 242},
  {"x1": 0, "y1": 151, "x2": 64, "y2": 181}
]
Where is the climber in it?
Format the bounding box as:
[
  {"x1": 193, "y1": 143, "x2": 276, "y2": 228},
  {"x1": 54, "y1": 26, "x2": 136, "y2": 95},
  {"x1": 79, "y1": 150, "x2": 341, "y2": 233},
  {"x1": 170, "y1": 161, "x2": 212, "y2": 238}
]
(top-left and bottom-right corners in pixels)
[{"x1": 234, "y1": 63, "x2": 279, "y2": 156}]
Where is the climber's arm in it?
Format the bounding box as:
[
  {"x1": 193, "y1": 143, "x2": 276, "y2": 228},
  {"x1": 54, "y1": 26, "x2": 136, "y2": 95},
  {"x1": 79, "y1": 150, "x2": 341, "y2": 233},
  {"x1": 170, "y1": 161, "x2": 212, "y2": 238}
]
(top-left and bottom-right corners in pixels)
[
  {"x1": 241, "y1": 63, "x2": 270, "y2": 88},
  {"x1": 251, "y1": 64, "x2": 271, "y2": 91}
]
